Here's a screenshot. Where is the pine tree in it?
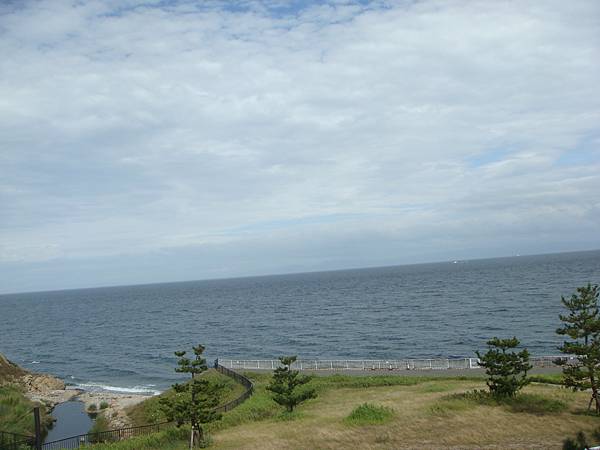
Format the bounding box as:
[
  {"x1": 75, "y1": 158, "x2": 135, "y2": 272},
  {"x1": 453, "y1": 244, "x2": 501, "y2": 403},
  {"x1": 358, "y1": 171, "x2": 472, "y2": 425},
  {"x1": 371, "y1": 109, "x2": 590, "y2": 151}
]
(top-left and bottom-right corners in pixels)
[
  {"x1": 159, "y1": 345, "x2": 222, "y2": 449},
  {"x1": 266, "y1": 356, "x2": 316, "y2": 412},
  {"x1": 556, "y1": 284, "x2": 600, "y2": 414},
  {"x1": 476, "y1": 337, "x2": 532, "y2": 398}
]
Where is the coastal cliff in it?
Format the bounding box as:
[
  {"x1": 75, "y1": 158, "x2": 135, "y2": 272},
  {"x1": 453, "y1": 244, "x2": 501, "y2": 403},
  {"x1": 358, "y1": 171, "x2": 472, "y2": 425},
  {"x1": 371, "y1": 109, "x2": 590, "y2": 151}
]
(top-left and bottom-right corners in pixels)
[{"x1": 0, "y1": 352, "x2": 75, "y2": 407}]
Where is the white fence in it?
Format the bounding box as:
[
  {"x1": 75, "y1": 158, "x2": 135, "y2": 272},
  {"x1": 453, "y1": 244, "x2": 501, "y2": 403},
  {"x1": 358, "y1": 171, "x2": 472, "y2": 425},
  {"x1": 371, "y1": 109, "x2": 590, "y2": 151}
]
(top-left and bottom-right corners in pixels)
[{"x1": 218, "y1": 355, "x2": 566, "y2": 372}]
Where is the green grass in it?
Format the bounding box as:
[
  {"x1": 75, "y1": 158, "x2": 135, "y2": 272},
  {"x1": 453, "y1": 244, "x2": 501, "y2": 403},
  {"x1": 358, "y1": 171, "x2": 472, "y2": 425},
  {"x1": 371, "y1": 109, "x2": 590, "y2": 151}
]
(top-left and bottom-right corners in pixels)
[
  {"x1": 308, "y1": 373, "x2": 480, "y2": 390},
  {"x1": 344, "y1": 403, "x2": 395, "y2": 426},
  {"x1": 428, "y1": 394, "x2": 474, "y2": 416},
  {"x1": 207, "y1": 377, "x2": 277, "y2": 432},
  {"x1": 431, "y1": 389, "x2": 568, "y2": 416},
  {"x1": 528, "y1": 373, "x2": 565, "y2": 385},
  {"x1": 83, "y1": 427, "x2": 188, "y2": 450},
  {"x1": 0, "y1": 384, "x2": 51, "y2": 436}
]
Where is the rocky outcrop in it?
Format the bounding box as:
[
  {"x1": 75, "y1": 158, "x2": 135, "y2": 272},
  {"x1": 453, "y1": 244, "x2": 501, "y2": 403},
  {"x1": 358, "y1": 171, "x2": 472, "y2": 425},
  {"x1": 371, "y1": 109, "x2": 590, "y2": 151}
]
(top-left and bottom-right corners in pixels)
[
  {"x1": 20, "y1": 373, "x2": 66, "y2": 393},
  {"x1": 1, "y1": 353, "x2": 149, "y2": 427},
  {"x1": 78, "y1": 392, "x2": 147, "y2": 428},
  {"x1": 0, "y1": 352, "x2": 76, "y2": 407}
]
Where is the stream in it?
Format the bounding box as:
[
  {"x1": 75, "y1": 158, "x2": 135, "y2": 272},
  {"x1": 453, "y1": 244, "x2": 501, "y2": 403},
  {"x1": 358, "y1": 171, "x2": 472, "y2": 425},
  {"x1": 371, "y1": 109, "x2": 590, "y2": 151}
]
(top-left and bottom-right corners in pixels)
[{"x1": 44, "y1": 401, "x2": 93, "y2": 443}]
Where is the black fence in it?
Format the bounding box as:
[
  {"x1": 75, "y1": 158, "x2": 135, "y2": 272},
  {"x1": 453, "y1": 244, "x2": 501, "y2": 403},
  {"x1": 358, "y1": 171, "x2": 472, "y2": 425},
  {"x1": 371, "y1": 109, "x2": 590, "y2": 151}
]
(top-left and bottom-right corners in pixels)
[
  {"x1": 0, "y1": 431, "x2": 34, "y2": 450},
  {"x1": 214, "y1": 362, "x2": 254, "y2": 413},
  {"x1": 41, "y1": 421, "x2": 172, "y2": 449}
]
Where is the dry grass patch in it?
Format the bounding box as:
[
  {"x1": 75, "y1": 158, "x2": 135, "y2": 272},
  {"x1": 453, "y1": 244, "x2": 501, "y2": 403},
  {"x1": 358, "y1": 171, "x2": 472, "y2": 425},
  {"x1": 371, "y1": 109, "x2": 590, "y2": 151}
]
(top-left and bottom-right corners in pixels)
[{"x1": 210, "y1": 378, "x2": 600, "y2": 450}]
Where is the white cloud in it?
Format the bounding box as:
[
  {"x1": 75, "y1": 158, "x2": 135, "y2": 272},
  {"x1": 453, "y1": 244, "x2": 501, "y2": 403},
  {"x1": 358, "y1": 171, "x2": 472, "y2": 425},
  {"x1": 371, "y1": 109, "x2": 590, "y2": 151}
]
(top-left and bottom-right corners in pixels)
[{"x1": 0, "y1": 0, "x2": 599, "y2": 292}]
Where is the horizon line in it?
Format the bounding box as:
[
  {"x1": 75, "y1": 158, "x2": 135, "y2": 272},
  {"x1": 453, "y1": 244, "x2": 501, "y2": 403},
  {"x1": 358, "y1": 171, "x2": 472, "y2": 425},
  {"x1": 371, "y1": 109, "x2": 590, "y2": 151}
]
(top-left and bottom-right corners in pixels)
[{"x1": 2, "y1": 247, "x2": 599, "y2": 297}]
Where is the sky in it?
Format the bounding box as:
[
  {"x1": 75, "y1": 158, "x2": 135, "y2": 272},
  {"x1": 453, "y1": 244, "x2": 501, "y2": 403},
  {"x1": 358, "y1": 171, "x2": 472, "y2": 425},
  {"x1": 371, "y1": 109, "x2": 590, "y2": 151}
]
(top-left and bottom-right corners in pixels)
[{"x1": 1, "y1": 0, "x2": 599, "y2": 294}]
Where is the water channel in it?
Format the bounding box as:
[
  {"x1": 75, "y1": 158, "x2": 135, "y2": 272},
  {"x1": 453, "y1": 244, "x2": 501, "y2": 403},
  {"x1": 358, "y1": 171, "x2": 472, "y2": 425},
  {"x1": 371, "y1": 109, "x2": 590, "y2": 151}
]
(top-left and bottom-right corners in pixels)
[{"x1": 44, "y1": 401, "x2": 93, "y2": 443}]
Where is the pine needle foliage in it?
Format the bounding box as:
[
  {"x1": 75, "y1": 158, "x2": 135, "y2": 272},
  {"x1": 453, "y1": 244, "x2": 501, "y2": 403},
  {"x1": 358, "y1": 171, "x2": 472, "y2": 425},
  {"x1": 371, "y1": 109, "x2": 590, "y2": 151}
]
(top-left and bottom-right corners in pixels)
[
  {"x1": 266, "y1": 356, "x2": 316, "y2": 412},
  {"x1": 556, "y1": 283, "x2": 600, "y2": 414},
  {"x1": 159, "y1": 345, "x2": 222, "y2": 449},
  {"x1": 476, "y1": 337, "x2": 532, "y2": 398}
]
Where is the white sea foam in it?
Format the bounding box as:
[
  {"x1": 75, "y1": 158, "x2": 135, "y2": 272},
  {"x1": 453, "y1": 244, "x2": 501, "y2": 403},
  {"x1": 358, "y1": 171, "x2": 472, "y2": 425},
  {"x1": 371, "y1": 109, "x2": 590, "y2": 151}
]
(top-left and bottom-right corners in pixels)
[
  {"x1": 74, "y1": 382, "x2": 161, "y2": 396},
  {"x1": 31, "y1": 361, "x2": 40, "y2": 364}
]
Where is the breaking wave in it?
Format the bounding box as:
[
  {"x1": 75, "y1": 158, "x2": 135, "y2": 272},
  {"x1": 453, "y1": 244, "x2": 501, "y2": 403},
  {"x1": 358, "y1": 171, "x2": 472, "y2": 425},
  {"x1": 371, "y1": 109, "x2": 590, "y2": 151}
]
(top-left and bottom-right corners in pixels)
[{"x1": 73, "y1": 382, "x2": 160, "y2": 396}]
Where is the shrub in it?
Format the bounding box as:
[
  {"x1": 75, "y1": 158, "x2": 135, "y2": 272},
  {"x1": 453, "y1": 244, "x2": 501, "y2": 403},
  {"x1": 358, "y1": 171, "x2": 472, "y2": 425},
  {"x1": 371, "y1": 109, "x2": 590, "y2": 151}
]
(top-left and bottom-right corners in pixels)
[
  {"x1": 266, "y1": 356, "x2": 316, "y2": 412},
  {"x1": 100, "y1": 401, "x2": 109, "y2": 410},
  {"x1": 90, "y1": 415, "x2": 110, "y2": 433},
  {"x1": 88, "y1": 403, "x2": 97, "y2": 412},
  {"x1": 476, "y1": 337, "x2": 532, "y2": 398},
  {"x1": 199, "y1": 434, "x2": 213, "y2": 448},
  {"x1": 563, "y1": 428, "x2": 600, "y2": 450},
  {"x1": 89, "y1": 415, "x2": 111, "y2": 443},
  {"x1": 504, "y1": 394, "x2": 567, "y2": 414},
  {"x1": 528, "y1": 374, "x2": 564, "y2": 385},
  {"x1": 432, "y1": 390, "x2": 567, "y2": 416},
  {"x1": 345, "y1": 403, "x2": 394, "y2": 426},
  {"x1": 563, "y1": 431, "x2": 590, "y2": 450}
]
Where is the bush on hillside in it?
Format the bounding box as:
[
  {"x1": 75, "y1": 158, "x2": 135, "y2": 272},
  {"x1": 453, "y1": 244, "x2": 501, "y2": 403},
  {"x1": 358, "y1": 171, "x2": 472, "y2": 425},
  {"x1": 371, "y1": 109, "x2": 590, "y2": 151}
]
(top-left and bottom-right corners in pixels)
[{"x1": 344, "y1": 403, "x2": 394, "y2": 425}]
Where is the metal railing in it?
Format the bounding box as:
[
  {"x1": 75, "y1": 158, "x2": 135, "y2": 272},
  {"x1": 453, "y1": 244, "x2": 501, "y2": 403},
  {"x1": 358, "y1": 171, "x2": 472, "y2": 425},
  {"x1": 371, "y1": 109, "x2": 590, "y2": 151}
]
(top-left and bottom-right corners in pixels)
[
  {"x1": 214, "y1": 362, "x2": 254, "y2": 413},
  {"x1": 41, "y1": 421, "x2": 171, "y2": 449},
  {"x1": 0, "y1": 431, "x2": 34, "y2": 450},
  {"x1": 218, "y1": 355, "x2": 567, "y2": 372}
]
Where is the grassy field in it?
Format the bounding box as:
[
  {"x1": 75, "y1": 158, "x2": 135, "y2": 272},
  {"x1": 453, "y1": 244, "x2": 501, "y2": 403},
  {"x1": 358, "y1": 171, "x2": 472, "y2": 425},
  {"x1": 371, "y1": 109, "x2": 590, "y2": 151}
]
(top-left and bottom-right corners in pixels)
[{"x1": 85, "y1": 371, "x2": 600, "y2": 450}]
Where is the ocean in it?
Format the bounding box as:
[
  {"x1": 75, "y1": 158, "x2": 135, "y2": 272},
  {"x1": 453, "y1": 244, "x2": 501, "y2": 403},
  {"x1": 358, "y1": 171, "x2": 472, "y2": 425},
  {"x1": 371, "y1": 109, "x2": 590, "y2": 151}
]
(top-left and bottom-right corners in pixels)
[{"x1": 1, "y1": 250, "x2": 599, "y2": 394}]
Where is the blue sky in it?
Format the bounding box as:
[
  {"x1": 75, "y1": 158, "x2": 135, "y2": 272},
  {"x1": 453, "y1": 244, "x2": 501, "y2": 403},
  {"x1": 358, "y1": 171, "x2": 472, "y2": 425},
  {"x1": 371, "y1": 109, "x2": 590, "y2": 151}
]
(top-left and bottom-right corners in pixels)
[{"x1": 1, "y1": 0, "x2": 599, "y2": 294}]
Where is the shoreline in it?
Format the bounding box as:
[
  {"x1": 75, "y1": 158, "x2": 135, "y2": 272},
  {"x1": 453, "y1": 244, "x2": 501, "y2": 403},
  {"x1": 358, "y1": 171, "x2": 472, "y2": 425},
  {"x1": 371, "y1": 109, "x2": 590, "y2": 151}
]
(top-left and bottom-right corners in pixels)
[
  {"x1": 1, "y1": 353, "x2": 152, "y2": 430},
  {"x1": 27, "y1": 385, "x2": 153, "y2": 429}
]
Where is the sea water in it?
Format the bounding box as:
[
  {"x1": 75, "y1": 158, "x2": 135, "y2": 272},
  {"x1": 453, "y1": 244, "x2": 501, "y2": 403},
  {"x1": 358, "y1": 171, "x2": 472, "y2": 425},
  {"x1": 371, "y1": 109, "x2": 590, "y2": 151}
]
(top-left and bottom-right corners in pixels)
[{"x1": 1, "y1": 250, "x2": 599, "y2": 393}]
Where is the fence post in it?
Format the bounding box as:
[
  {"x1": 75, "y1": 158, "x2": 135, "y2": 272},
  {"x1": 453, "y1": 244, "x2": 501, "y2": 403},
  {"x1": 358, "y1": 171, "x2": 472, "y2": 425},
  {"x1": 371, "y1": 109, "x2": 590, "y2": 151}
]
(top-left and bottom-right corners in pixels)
[{"x1": 33, "y1": 407, "x2": 42, "y2": 450}]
